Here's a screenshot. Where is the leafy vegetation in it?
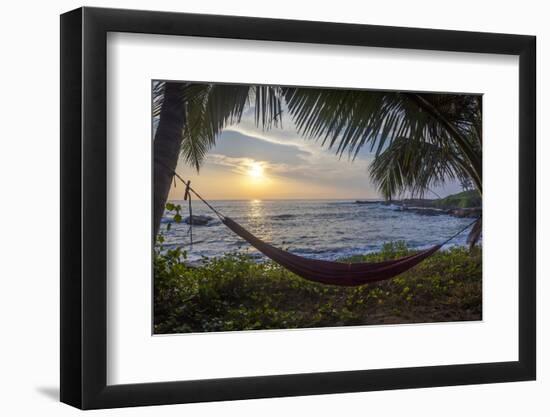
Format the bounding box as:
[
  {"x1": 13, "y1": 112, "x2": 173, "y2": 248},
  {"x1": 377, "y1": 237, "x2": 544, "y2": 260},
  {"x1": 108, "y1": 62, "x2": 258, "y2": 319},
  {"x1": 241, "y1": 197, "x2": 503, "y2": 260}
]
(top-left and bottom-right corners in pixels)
[
  {"x1": 432, "y1": 190, "x2": 481, "y2": 209},
  {"x1": 154, "y1": 242, "x2": 482, "y2": 334}
]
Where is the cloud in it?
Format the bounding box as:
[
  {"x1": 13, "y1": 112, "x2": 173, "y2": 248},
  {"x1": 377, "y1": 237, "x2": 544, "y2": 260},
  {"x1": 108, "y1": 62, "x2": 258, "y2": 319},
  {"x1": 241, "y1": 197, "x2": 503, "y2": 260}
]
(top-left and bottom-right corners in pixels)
[
  {"x1": 203, "y1": 108, "x2": 378, "y2": 193},
  {"x1": 206, "y1": 153, "x2": 296, "y2": 179},
  {"x1": 206, "y1": 154, "x2": 259, "y2": 176},
  {"x1": 166, "y1": 101, "x2": 383, "y2": 197},
  {"x1": 223, "y1": 125, "x2": 309, "y2": 152},
  {"x1": 212, "y1": 130, "x2": 311, "y2": 166},
  {"x1": 230, "y1": 103, "x2": 374, "y2": 152}
]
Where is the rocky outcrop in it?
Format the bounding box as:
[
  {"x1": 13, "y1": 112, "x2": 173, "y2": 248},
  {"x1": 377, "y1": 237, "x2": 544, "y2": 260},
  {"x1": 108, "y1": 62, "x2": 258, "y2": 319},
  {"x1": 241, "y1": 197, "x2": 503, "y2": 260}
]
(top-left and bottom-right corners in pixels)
[
  {"x1": 355, "y1": 200, "x2": 384, "y2": 205},
  {"x1": 398, "y1": 206, "x2": 447, "y2": 216},
  {"x1": 354, "y1": 190, "x2": 481, "y2": 219},
  {"x1": 398, "y1": 205, "x2": 481, "y2": 218},
  {"x1": 183, "y1": 215, "x2": 214, "y2": 225},
  {"x1": 447, "y1": 207, "x2": 482, "y2": 218}
]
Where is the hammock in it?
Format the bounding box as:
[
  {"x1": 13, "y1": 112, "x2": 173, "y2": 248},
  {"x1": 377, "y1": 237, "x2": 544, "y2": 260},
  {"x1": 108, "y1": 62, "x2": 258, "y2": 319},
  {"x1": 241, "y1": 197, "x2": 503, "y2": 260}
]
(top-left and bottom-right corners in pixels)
[
  {"x1": 166, "y1": 170, "x2": 477, "y2": 287},
  {"x1": 222, "y1": 216, "x2": 442, "y2": 286}
]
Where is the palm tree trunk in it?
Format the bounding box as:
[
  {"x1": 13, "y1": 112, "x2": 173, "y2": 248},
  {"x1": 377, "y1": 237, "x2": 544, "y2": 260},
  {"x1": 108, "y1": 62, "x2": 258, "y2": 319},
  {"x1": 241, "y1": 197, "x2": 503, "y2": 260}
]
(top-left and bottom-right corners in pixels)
[{"x1": 153, "y1": 82, "x2": 185, "y2": 239}]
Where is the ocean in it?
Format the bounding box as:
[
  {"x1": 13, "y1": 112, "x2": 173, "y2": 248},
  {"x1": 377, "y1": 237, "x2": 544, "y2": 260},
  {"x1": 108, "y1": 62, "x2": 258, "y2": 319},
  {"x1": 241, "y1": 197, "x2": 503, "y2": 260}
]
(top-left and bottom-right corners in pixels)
[{"x1": 161, "y1": 199, "x2": 475, "y2": 263}]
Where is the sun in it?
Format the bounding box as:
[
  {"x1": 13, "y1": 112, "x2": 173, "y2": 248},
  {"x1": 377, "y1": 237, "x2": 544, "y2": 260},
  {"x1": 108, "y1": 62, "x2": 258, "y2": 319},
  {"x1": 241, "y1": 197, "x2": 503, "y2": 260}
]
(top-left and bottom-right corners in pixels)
[{"x1": 247, "y1": 162, "x2": 264, "y2": 179}]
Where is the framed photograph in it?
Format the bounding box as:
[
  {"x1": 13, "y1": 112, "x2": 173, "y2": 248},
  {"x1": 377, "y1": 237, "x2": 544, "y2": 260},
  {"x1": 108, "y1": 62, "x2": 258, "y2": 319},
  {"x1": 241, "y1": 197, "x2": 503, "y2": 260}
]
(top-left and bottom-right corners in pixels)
[{"x1": 60, "y1": 7, "x2": 536, "y2": 409}]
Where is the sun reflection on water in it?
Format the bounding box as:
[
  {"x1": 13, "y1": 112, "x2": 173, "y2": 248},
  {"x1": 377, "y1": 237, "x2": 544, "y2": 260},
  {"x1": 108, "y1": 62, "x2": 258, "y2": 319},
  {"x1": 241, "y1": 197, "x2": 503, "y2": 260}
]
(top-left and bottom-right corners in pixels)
[{"x1": 247, "y1": 199, "x2": 272, "y2": 242}]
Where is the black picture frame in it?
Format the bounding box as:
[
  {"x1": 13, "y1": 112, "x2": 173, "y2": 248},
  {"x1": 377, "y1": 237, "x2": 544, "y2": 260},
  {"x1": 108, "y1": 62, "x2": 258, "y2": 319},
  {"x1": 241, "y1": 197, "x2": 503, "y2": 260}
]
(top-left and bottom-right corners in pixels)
[{"x1": 60, "y1": 6, "x2": 536, "y2": 410}]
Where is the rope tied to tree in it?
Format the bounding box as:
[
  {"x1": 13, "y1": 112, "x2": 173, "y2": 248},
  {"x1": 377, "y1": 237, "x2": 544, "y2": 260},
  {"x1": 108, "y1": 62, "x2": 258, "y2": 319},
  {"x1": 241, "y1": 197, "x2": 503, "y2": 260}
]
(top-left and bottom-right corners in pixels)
[{"x1": 185, "y1": 180, "x2": 193, "y2": 247}]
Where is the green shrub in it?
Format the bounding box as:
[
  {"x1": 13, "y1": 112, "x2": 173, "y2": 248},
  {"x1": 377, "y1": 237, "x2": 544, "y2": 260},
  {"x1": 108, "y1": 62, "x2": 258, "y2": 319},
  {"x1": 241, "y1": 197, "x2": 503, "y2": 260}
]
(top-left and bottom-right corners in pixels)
[
  {"x1": 432, "y1": 190, "x2": 481, "y2": 209},
  {"x1": 154, "y1": 242, "x2": 482, "y2": 333}
]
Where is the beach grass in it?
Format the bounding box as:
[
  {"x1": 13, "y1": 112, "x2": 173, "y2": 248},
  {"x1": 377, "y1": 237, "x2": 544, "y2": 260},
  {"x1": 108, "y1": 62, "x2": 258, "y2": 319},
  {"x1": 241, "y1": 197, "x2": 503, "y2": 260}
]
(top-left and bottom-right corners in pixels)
[{"x1": 154, "y1": 242, "x2": 482, "y2": 334}]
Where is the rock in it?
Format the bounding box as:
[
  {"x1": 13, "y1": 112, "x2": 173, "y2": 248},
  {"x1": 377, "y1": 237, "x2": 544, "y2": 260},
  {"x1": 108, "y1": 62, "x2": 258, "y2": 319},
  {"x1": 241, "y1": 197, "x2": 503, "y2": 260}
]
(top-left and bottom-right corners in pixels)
[
  {"x1": 448, "y1": 207, "x2": 481, "y2": 218},
  {"x1": 183, "y1": 215, "x2": 214, "y2": 225},
  {"x1": 406, "y1": 207, "x2": 446, "y2": 216},
  {"x1": 355, "y1": 200, "x2": 384, "y2": 205},
  {"x1": 400, "y1": 198, "x2": 437, "y2": 208}
]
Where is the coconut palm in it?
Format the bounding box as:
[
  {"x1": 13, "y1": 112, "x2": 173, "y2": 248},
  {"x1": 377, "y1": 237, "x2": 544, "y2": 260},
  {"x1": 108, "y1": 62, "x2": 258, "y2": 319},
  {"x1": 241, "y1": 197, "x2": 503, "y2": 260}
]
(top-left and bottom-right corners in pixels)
[
  {"x1": 153, "y1": 83, "x2": 482, "y2": 243},
  {"x1": 152, "y1": 81, "x2": 283, "y2": 237},
  {"x1": 280, "y1": 88, "x2": 482, "y2": 244},
  {"x1": 281, "y1": 89, "x2": 481, "y2": 195}
]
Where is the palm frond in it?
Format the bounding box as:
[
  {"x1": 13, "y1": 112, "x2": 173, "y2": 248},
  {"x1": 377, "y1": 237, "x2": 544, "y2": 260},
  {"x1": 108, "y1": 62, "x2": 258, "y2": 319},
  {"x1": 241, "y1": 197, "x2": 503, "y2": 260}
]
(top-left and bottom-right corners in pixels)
[
  {"x1": 403, "y1": 93, "x2": 482, "y2": 189},
  {"x1": 283, "y1": 89, "x2": 431, "y2": 157},
  {"x1": 369, "y1": 136, "x2": 470, "y2": 199},
  {"x1": 254, "y1": 85, "x2": 283, "y2": 129},
  {"x1": 282, "y1": 87, "x2": 482, "y2": 194},
  {"x1": 159, "y1": 83, "x2": 482, "y2": 205},
  {"x1": 152, "y1": 81, "x2": 166, "y2": 117},
  {"x1": 178, "y1": 84, "x2": 247, "y2": 171},
  {"x1": 178, "y1": 83, "x2": 284, "y2": 171}
]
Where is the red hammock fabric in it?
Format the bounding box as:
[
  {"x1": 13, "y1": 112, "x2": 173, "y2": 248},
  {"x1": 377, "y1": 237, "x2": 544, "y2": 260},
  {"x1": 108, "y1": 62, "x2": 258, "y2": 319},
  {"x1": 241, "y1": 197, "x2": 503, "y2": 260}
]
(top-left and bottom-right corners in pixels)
[{"x1": 223, "y1": 217, "x2": 441, "y2": 287}]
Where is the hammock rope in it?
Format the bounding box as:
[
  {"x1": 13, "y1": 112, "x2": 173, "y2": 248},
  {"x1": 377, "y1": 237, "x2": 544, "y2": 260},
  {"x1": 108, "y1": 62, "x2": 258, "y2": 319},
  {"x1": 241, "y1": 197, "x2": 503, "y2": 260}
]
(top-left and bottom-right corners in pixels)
[{"x1": 160, "y1": 163, "x2": 479, "y2": 286}]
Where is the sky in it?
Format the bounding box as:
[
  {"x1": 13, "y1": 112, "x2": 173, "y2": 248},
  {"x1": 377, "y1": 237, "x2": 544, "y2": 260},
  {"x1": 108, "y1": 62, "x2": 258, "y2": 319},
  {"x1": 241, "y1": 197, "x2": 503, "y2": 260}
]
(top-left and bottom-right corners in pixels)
[{"x1": 165, "y1": 95, "x2": 462, "y2": 201}]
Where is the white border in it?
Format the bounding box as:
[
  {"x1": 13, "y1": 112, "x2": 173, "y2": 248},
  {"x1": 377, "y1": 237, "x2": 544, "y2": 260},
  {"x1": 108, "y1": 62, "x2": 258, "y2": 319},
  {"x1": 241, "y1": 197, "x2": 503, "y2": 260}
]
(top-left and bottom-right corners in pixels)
[{"x1": 106, "y1": 33, "x2": 519, "y2": 385}]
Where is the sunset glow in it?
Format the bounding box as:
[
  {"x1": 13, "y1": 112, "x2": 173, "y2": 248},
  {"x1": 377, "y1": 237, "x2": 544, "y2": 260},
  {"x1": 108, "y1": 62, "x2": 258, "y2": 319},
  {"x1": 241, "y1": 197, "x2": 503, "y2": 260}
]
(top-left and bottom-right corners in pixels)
[
  {"x1": 166, "y1": 119, "x2": 462, "y2": 201},
  {"x1": 247, "y1": 162, "x2": 264, "y2": 179}
]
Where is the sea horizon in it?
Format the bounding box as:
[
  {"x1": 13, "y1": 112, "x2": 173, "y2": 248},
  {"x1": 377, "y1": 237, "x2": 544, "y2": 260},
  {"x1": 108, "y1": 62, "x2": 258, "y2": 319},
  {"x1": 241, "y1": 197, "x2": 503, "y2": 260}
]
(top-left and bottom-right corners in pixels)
[{"x1": 161, "y1": 199, "x2": 475, "y2": 263}]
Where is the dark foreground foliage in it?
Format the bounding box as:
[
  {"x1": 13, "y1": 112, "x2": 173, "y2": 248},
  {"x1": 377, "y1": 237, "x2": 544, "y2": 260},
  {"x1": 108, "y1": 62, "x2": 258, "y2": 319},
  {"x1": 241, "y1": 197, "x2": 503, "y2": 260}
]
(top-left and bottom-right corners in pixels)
[{"x1": 154, "y1": 242, "x2": 482, "y2": 334}]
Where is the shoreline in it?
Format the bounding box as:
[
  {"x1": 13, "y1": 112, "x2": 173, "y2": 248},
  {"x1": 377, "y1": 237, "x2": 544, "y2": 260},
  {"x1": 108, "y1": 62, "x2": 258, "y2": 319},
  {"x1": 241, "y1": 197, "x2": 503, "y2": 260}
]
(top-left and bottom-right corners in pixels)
[
  {"x1": 163, "y1": 241, "x2": 482, "y2": 269},
  {"x1": 356, "y1": 190, "x2": 482, "y2": 219}
]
